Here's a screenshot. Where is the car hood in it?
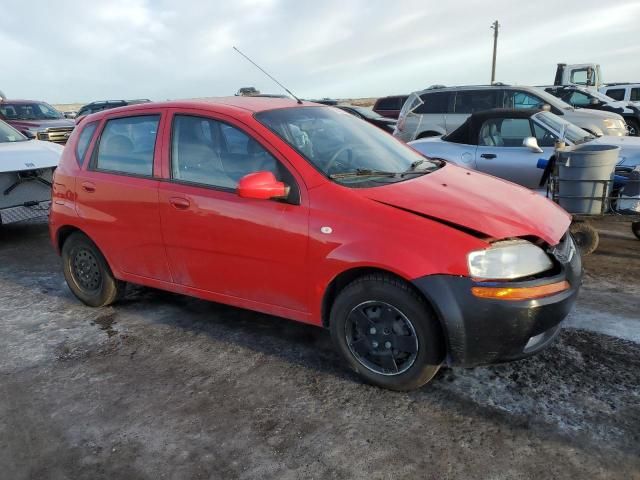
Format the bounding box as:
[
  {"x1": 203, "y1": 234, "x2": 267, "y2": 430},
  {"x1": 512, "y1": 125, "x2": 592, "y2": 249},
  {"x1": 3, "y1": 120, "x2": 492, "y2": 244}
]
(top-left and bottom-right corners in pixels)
[
  {"x1": 591, "y1": 135, "x2": 640, "y2": 167},
  {"x1": 358, "y1": 163, "x2": 570, "y2": 246},
  {"x1": 571, "y1": 108, "x2": 623, "y2": 120},
  {"x1": 6, "y1": 118, "x2": 75, "y2": 131},
  {"x1": 0, "y1": 140, "x2": 62, "y2": 173}
]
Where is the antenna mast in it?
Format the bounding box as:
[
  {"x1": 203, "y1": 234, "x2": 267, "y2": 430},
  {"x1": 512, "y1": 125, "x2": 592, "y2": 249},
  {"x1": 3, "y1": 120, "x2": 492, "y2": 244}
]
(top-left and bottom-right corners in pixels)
[{"x1": 233, "y1": 46, "x2": 302, "y2": 104}]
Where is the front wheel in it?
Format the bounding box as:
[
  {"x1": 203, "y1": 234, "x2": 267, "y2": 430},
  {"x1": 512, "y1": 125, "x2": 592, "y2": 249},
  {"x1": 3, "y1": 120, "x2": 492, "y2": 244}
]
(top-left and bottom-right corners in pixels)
[
  {"x1": 62, "y1": 232, "x2": 125, "y2": 307},
  {"x1": 330, "y1": 274, "x2": 444, "y2": 391},
  {"x1": 570, "y1": 221, "x2": 599, "y2": 255},
  {"x1": 626, "y1": 119, "x2": 639, "y2": 137}
]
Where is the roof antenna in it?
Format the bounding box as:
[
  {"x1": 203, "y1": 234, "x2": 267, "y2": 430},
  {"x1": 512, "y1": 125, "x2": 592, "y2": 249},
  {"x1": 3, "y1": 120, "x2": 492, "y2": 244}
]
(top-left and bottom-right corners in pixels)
[{"x1": 233, "y1": 46, "x2": 303, "y2": 104}]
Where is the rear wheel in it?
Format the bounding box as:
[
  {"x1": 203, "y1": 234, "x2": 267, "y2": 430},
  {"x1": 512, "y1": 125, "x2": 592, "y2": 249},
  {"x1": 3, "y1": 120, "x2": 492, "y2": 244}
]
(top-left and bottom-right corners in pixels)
[
  {"x1": 62, "y1": 232, "x2": 125, "y2": 307},
  {"x1": 330, "y1": 274, "x2": 444, "y2": 391},
  {"x1": 570, "y1": 221, "x2": 599, "y2": 255}
]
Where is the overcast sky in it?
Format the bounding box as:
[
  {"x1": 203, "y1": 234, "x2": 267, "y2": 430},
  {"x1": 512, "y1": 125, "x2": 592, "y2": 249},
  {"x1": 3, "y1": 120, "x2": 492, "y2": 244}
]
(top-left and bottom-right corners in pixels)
[{"x1": 3, "y1": 0, "x2": 640, "y2": 104}]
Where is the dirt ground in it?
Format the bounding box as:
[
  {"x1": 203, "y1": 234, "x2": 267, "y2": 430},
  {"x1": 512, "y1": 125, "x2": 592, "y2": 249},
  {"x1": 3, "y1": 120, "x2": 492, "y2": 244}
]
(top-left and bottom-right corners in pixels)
[{"x1": 1, "y1": 217, "x2": 639, "y2": 480}]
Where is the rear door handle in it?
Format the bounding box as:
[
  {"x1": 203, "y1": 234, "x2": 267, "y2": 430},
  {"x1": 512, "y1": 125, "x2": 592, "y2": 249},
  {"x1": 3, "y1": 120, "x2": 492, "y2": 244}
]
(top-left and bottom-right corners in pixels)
[
  {"x1": 480, "y1": 153, "x2": 497, "y2": 159},
  {"x1": 169, "y1": 197, "x2": 191, "y2": 210},
  {"x1": 81, "y1": 181, "x2": 96, "y2": 193}
]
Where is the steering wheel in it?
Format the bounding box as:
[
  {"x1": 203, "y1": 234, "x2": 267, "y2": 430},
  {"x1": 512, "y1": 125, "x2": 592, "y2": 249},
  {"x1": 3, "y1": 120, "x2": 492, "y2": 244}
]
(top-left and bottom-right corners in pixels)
[{"x1": 325, "y1": 144, "x2": 357, "y2": 173}]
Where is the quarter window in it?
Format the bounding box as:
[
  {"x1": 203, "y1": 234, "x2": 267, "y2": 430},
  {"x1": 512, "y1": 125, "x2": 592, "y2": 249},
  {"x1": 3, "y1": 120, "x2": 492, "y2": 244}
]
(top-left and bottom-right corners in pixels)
[
  {"x1": 94, "y1": 115, "x2": 159, "y2": 176},
  {"x1": 75, "y1": 121, "x2": 98, "y2": 166},
  {"x1": 170, "y1": 115, "x2": 284, "y2": 191}
]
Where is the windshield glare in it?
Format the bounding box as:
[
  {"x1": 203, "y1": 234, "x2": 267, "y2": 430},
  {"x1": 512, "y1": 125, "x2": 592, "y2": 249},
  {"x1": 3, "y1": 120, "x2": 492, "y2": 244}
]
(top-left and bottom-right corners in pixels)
[
  {"x1": 0, "y1": 120, "x2": 27, "y2": 143},
  {"x1": 534, "y1": 111, "x2": 594, "y2": 144},
  {"x1": 0, "y1": 102, "x2": 63, "y2": 120},
  {"x1": 256, "y1": 106, "x2": 440, "y2": 185}
]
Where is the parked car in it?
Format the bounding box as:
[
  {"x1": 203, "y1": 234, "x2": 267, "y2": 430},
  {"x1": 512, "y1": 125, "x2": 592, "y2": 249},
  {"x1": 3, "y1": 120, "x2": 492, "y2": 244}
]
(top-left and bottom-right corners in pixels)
[
  {"x1": 0, "y1": 99, "x2": 74, "y2": 144},
  {"x1": 600, "y1": 83, "x2": 640, "y2": 105},
  {"x1": 50, "y1": 97, "x2": 581, "y2": 390},
  {"x1": 0, "y1": 120, "x2": 61, "y2": 225},
  {"x1": 335, "y1": 105, "x2": 396, "y2": 133},
  {"x1": 408, "y1": 109, "x2": 640, "y2": 190},
  {"x1": 543, "y1": 85, "x2": 640, "y2": 136},
  {"x1": 63, "y1": 111, "x2": 78, "y2": 119},
  {"x1": 373, "y1": 95, "x2": 409, "y2": 119},
  {"x1": 394, "y1": 85, "x2": 628, "y2": 142},
  {"x1": 75, "y1": 99, "x2": 151, "y2": 122}
]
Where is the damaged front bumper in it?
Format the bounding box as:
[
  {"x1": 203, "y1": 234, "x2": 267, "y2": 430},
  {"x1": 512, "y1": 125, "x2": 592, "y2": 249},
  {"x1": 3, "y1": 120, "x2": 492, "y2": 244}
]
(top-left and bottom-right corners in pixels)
[{"x1": 412, "y1": 238, "x2": 582, "y2": 367}]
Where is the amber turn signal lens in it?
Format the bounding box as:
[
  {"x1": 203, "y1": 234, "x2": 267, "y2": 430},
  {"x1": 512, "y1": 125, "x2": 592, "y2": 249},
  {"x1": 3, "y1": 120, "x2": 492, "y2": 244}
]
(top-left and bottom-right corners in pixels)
[{"x1": 471, "y1": 280, "x2": 570, "y2": 301}]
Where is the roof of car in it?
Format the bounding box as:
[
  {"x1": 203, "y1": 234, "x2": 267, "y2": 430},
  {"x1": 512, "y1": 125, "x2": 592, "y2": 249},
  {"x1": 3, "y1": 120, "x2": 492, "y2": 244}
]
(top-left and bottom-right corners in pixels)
[
  {"x1": 0, "y1": 99, "x2": 46, "y2": 104},
  {"x1": 82, "y1": 96, "x2": 321, "y2": 122},
  {"x1": 444, "y1": 109, "x2": 539, "y2": 145},
  {"x1": 412, "y1": 84, "x2": 536, "y2": 96}
]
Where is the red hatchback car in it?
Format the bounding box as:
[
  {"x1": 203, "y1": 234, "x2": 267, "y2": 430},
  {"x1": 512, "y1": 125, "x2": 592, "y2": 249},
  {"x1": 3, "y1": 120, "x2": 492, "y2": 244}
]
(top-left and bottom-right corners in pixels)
[{"x1": 50, "y1": 97, "x2": 581, "y2": 390}]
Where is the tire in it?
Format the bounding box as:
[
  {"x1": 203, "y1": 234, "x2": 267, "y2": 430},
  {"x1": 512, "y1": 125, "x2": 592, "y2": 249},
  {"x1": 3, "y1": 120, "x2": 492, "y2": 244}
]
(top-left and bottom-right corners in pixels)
[
  {"x1": 329, "y1": 273, "x2": 444, "y2": 391},
  {"x1": 62, "y1": 232, "x2": 125, "y2": 307},
  {"x1": 626, "y1": 118, "x2": 640, "y2": 137},
  {"x1": 570, "y1": 221, "x2": 599, "y2": 255},
  {"x1": 632, "y1": 221, "x2": 640, "y2": 240}
]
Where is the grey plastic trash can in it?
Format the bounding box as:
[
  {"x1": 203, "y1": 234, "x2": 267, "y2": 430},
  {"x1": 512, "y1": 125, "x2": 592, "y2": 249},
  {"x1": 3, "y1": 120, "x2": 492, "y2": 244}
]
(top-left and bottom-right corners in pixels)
[{"x1": 557, "y1": 144, "x2": 620, "y2": 214}]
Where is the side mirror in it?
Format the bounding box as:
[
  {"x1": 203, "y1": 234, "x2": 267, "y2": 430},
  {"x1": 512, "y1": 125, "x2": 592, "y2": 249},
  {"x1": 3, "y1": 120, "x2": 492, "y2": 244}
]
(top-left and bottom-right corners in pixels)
[
  {"x1": 589, "y1": 97, "x2": 600, "y2": 106},
  {"x1": 23, "y1": 130, "x2": 36, "y2": 140},
  {"x1": 237, "y1": 171, "x2": 290, "y2": 200},
  {"x1": 541, "y1": 104, "x2": 551, "y2": 112},
  {"x1": 523, "y1": 136, "x2": 543, "y2": 153}
]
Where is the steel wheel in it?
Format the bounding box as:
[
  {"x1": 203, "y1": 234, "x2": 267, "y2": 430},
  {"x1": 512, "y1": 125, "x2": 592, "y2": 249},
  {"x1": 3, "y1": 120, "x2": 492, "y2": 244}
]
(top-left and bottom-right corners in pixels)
[
  {"x1": 71, "y1": 247, "x2": 102, "y2": 292},
  {"x1": 345, "y1": 300, "x2": 419, "y2": 376}
]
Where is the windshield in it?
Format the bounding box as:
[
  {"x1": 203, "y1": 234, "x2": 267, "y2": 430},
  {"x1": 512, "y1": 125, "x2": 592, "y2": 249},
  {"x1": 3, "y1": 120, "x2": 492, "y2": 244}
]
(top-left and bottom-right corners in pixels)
[
  {"x1": 0, "y1": 120, "x2": 27, "y2": 143},
  {"x1": 256, "y1": 107, "x2": 442, "y2": 186},
  {"x1": 0, "y1": 102, "x2": 63, "y2": 120},
  {"x1": 533, "y1": 111, "x2": 595, "y2": 145}
]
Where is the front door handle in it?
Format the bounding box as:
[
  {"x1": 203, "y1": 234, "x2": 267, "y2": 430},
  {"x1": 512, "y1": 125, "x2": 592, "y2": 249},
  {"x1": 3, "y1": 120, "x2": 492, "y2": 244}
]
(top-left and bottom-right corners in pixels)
[
  {"x1": 169, "y1": 197, "x2": 191, "y2": 210},
  {"x1": 81, "y1": 181, "x2": 96, "y2": 193},
  {"x1": 480, "y1": 153, "x2": 497, "y2": 159}
]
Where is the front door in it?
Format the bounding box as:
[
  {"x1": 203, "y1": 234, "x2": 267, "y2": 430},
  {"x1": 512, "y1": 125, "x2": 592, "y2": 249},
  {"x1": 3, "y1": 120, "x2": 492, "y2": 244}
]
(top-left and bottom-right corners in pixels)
[
  {"x1": 474, "y1": 117, "x2": 553, "y2": 189},
  {"x1": 158, "y1": 110, "x2": 310, "y2": 314}
]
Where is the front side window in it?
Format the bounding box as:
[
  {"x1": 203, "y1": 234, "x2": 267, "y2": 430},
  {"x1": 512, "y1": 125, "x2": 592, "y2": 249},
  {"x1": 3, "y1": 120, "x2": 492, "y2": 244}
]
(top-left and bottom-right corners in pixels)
[
  {"x1": 171, "y1": 114, "x2": 285, "y2": 190},
  {"x1": 605, "y1": 88, "x2": 625, "y2": 101},
  {"x1": 570, "y1": 69, "x2": 589, "y2": 85},
  {"x1": 0, "y1": 120, "x2": 27, "y2": 143},
  {"x1": 508, "y1": 91, "x2": 545, "y2": 110},
  {"x1": 75, "y1": 122, "x2": 98, "y2": 166},
  {"x1": 478, "y1": 118, "x2": 533, "y2": 147},
  {"x1": 453, "y1": 90, "x2": 498, "y2": 114},
  {"x1": 568, "y1": 91, "x2": 591, "y2": 107},
  {"x1": 631, "y1": 88, "x2": 640, "y2": 102},
  {"x1": 0, "y1": 102, "x2": 63, "y2": 120},
  {"x1": 94, "y1": 115, "x2": 159, "y2": 176},
  {"x1": 256, "y1": 106, "x2": 442, "y2": 187}
]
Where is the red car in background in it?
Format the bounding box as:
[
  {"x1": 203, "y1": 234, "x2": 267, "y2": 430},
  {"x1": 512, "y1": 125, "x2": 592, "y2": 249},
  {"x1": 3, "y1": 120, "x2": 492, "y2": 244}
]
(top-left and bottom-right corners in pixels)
[
  {"x1": 0, "y1": 99, "x2": 75, "y2": 144},
  {"x1": 49, "y1": 97, "x2": 581, "y2": 390},
  {"x1": 373, "y1": 94, "x2": 409, "y2": 119}
]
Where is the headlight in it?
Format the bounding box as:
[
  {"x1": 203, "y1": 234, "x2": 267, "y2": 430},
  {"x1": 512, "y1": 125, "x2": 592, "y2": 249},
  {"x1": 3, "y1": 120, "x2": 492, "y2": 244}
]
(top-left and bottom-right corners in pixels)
[
  {"x1": 603, "y1": 118, "x2": 625, "y2": 130},
  {"x1": 468, "y1": 239, "x2": 553, "y2": 280}
]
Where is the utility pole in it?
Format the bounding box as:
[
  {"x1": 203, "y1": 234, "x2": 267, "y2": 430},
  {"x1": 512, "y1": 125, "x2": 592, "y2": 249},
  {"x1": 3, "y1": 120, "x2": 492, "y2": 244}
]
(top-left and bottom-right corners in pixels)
[{"x1": 490, "y1": 20, "x2": 500, "y2": 84}]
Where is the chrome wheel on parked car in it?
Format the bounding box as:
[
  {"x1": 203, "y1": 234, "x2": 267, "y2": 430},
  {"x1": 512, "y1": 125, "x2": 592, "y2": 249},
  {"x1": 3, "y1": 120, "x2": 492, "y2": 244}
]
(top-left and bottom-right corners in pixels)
[{"x1": 345, "y1": 301, "x2": 418, "y2": 375}]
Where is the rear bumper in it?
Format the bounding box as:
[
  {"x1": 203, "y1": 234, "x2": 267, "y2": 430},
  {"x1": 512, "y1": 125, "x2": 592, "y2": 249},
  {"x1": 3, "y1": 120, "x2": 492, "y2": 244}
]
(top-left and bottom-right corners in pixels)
[{"x1": 412, "y1": 243, "x2": 582, "y2": 367}]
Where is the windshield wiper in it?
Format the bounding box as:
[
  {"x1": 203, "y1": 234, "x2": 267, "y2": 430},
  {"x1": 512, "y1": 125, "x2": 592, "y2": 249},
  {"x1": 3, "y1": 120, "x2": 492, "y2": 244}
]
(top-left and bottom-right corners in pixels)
[{"x1": 329, "y1": 168, "x2": 399, "y2": 179}]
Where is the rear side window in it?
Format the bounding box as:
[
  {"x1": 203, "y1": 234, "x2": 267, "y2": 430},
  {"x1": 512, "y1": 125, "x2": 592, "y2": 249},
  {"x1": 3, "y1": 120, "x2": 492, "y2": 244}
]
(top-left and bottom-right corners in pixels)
[
  {"x1": 453, "y1": 90, "x2": 498, "y2": 114},
  {"x1": 94, "y1": 115, "x2": 159, "y2": 177},
  {"x1": 631, "y1": 88, "x2": 640, "y2": 102},
  {"x1": 415, "y1": 92, "x2": 451, "y2": 114},
  {"x1": 605, "y1": 88, "x2": 625, "y2": 101},
  {"x1": 75, "y1": 121, "x2": 97, "y2": 166}
]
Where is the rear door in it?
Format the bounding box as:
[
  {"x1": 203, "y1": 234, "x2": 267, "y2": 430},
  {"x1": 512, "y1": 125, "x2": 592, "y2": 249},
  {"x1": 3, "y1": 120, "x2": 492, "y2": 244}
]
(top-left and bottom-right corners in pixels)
[
  {"x1": 157, "y1": 108, "x2": 310, "y2": 314},
  {"x1": 445, "y1": 89, "x2": 500, "y2": 133},
  {"x1": 75, "y1": 109, "x2": 172, "y2": 281},
  {"x1": 474, "y1": 117, "x2": 552, "y2": 189}
]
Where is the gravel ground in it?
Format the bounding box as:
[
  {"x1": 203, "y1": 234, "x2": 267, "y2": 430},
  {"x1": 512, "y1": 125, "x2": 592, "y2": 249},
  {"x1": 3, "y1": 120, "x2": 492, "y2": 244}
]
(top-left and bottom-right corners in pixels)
[{"x1": 1, "y1": 218, "x2": 639, "y2": 480}]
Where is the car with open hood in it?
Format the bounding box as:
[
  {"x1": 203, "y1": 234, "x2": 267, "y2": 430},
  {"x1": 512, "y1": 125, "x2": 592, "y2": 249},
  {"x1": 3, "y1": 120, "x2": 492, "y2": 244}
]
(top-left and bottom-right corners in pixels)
[
  {"x1": 0, "y1": 119, "x2": 61, "y2": 225},
  {"x1": 49, "y1": 98, "x2": 581, "y2": 390},
  {"x1": 408, "y1": 108, "x2": 640, "y2": 190}
]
